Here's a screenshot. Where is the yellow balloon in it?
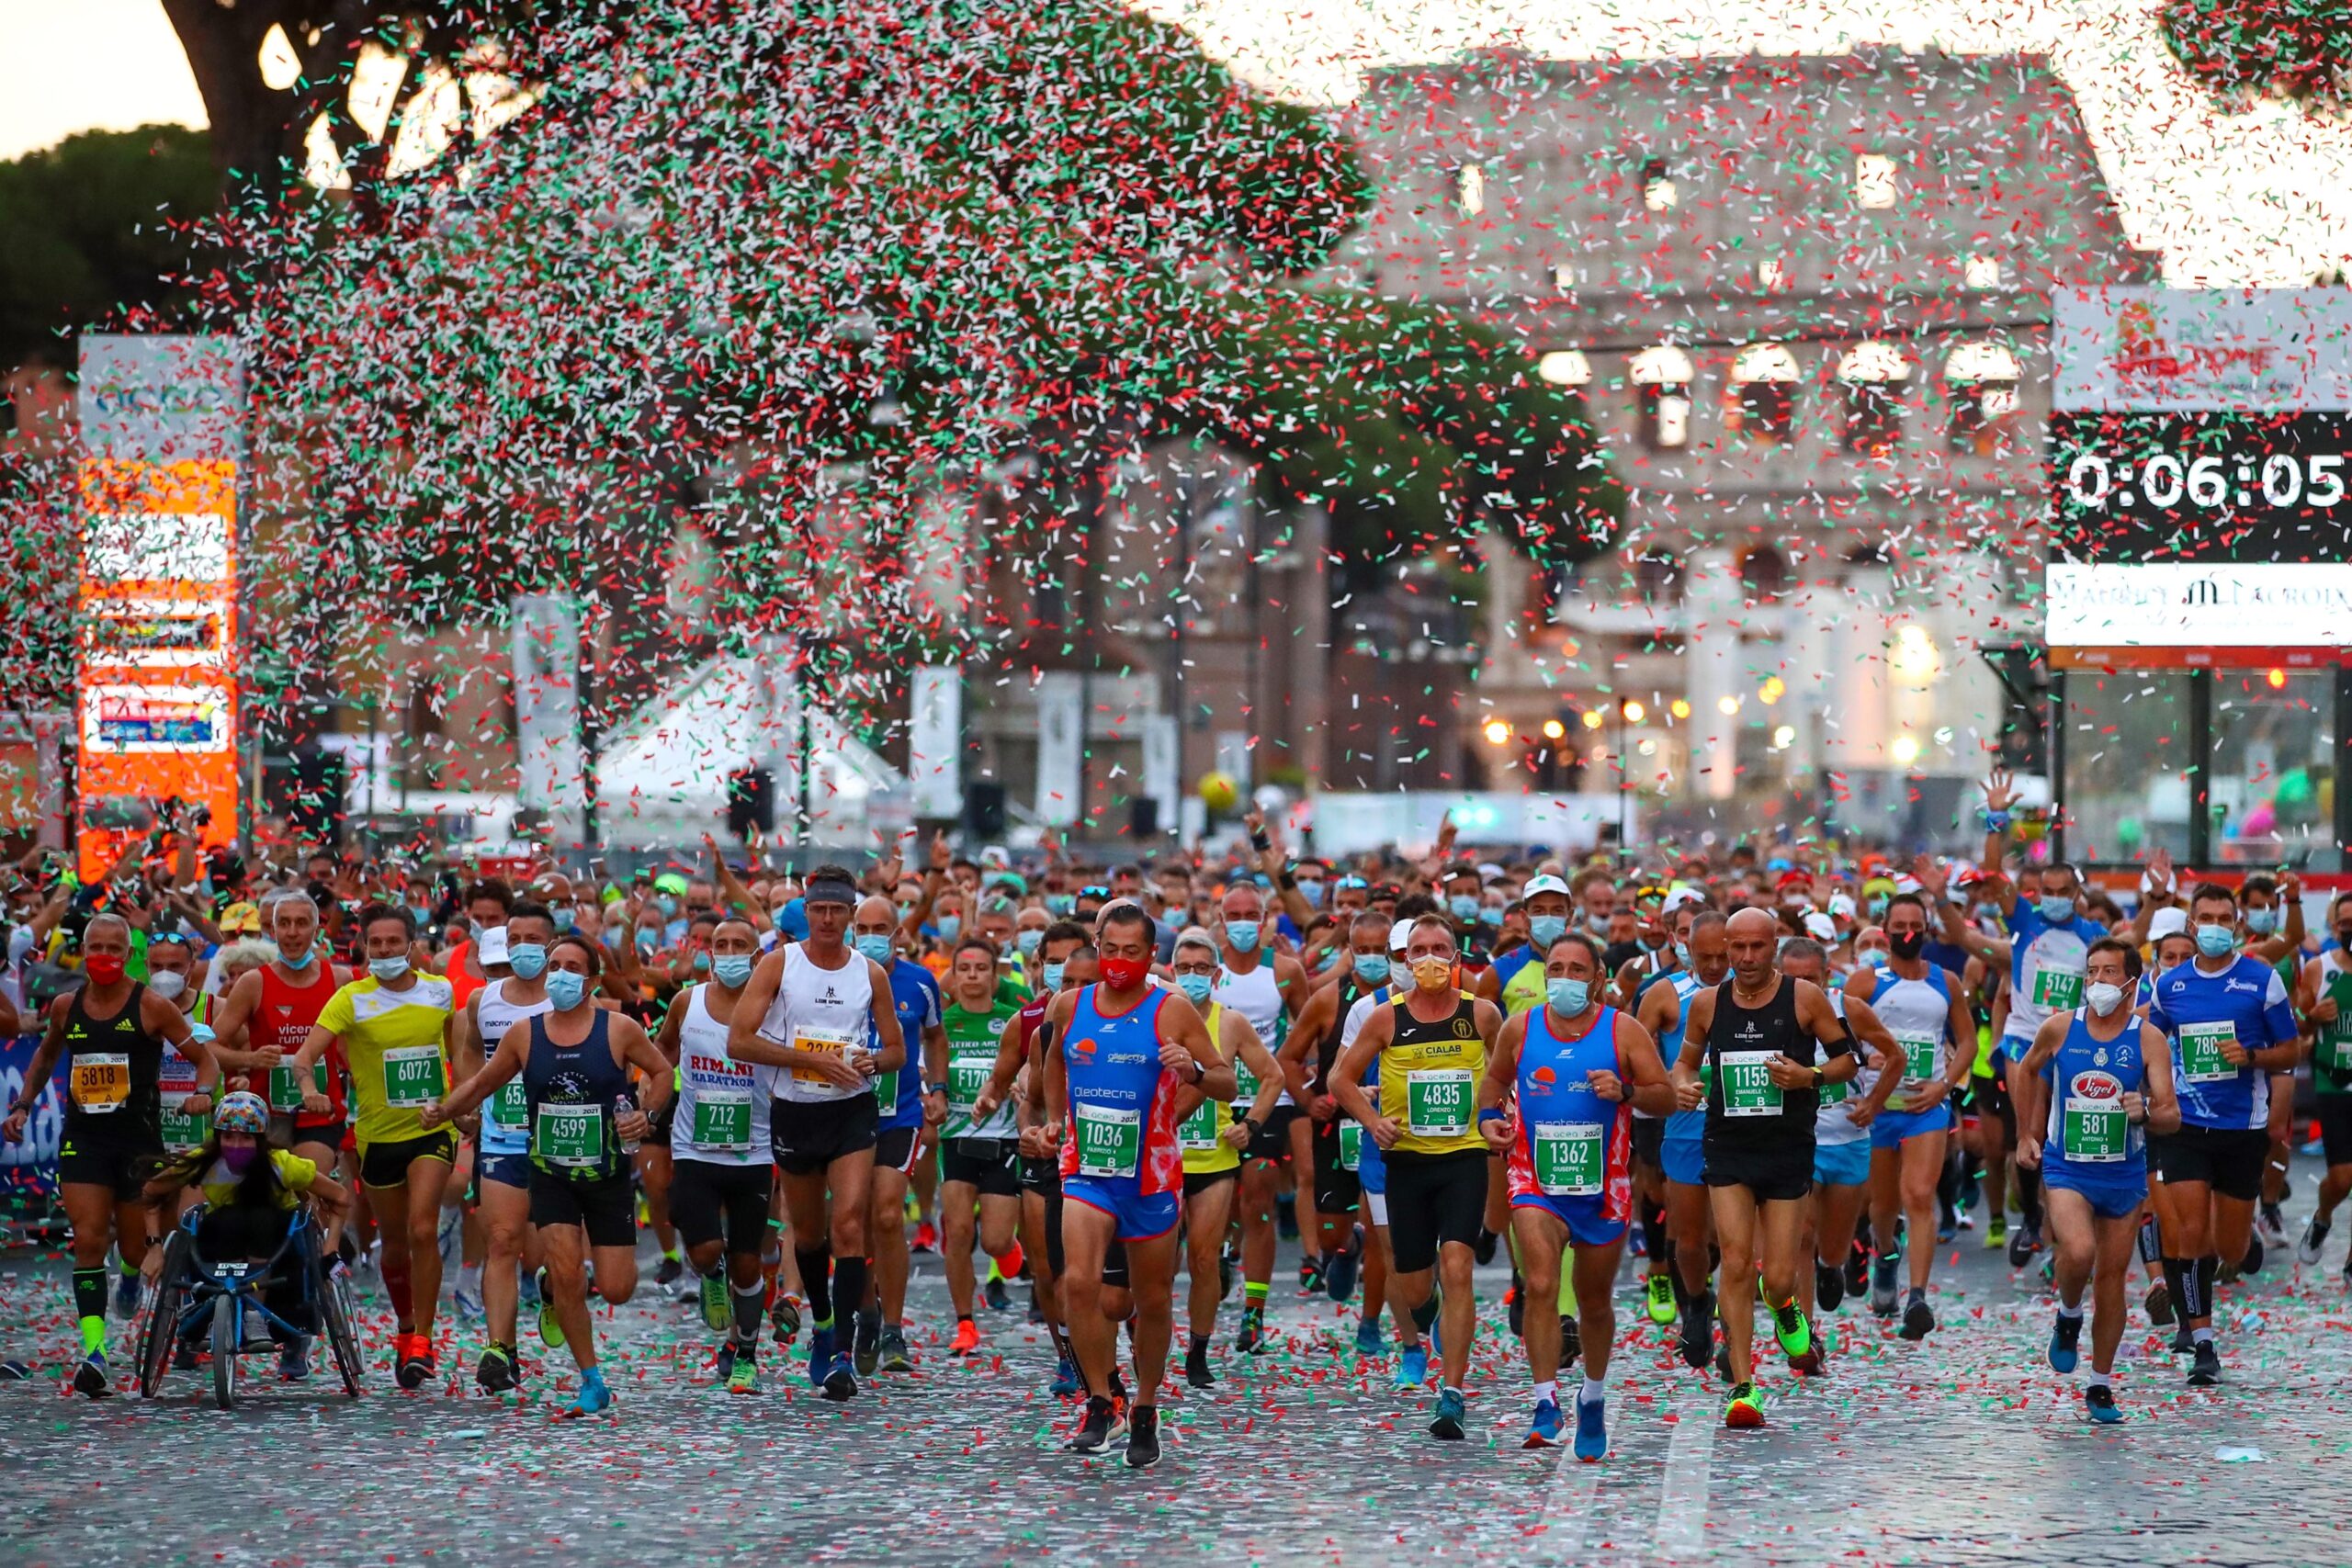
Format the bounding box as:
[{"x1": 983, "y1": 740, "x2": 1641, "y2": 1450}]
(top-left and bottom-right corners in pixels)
[{"x1": 1197, "y1": 772, "x2": 1239, "y2": 813}]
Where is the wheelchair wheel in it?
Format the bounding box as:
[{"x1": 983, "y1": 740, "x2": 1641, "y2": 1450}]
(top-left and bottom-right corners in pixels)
[
  {"x1": 311, "y1": 1241, "x2": 364, "y2": 1398},
  {"x1": 210, "y1": 1295, "x2": 240, "y2": 1410},
  {"x1": 138, "y1": 1229, "x2": 193, "y2": 1399}
]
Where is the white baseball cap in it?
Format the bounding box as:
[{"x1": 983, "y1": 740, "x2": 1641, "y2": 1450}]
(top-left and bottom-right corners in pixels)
[
  {"x1": 2149, "y1": 907, "x2": 2189, "y2": 942},
  {"x1": 1389, "y1": 919, "x2": 1414, "y2": 954},
  {"x1": 1804, "y1": 911, "x2": 1838, "y2": 942},
  {"x1": 1662, "y1": 887, "x2": 1706, "y2": 914},
  {"x1": 1522, "y1": 874, "x2": 1572, "y2": 899},
  {"x1": 477, "y1": 925, "x2": 511, "y2": 965}
]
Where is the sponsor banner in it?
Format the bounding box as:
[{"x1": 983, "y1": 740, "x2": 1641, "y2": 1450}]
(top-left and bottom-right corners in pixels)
[
  {"x1": 1034, "y1": 672, "x2": 1082, "y2": 828},
  {"x1": 2046, "y1": 561, "x2": 2352, "y2": 650},
  {"x1": 2053, "y1": 288, "x2": 2352, "y2": 413},
  {"x1": 907, "y1": 664, "x2": 962, "y2": 820}
]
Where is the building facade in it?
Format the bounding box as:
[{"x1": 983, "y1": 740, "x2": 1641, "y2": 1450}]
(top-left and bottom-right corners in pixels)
[{"x1": 1331, "y1": 47, "x2": 2159, "y2": 830}]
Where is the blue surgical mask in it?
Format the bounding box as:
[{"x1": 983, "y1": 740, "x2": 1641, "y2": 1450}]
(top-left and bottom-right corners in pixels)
[
  {"x1": 935, "y1": 916, "x2": 961, "y2": 942},
  {"x1": 1226, "y1": 921, "x2": 1261, "y2": 953},
  {"x1": 855, "y1": 935, "x2": 894, "y2": 964},
  {"x1": 1546, "y1": 977, "x2": 1590, "y2": 1015},
  {"x1": 1176, "y1": 973, "x2": 1215, "y2": 1006},
  {"x1": 1314, "y1": 946, "x2": 1340, "y2": 972},
  {"x1": 276, "y1": 942, "x2": 312, "y2": 970},
  {"x1": 408, "y1": 903, "x2": 431, "y2": 927},
  {"x1": 1042, "y1": 962, "x2": 1066, "y2": 992},
  {"x1": 2038, "y1": 895, "x2": 2076, "y2": 923},
  {"x1": 773, "y1": 908, "x2": 793, "y2": 933},
  {"x1": 2195, "y1": 924, "x2": 2236, "y2": 958},
  {"x1": 1296, "y1": 880, "x2": 1325, "y2": 908},
  {"x1": 2245, "y1": 908, "x2": 2278, "y2": 936},
  {"x1": 1046, "y1": 895, "x2": 1075, "y2": 917},
  {"x1": 1855, "y1": 947, "x2": 1889, "y2": 970},
  {"x1": 658, "y1": 895, "x2": 680, "y2": 918},
  {"x1": 1674, "y1": 941, "x2": 1692, "y2": 967},
  {"x1": 1448, "y1": 895, "x2": 1481, "y2": 923},
  {"x1": 1866, "y1": 896, "x2": 1889, "y2": 919},
  {"x1": 1353, "y1": 953, "x2": 1391, "y2": 985},
  {"x1": 713, "y1": 954, "x2": 753, "y2": 987},
  {"x1": 508, "y1": 942, "x2": 548, "y2": 980},
  {"x1": 553, "y1": 906, "x2": 578, "y2": 932},
  {"x1": 1529, "y1": 915, "x2": 1568, "y2": 950},
  {"x1": 1479, "y1": 906, "x2": 1503, "y2": 927},
  {"x1": 545, "y1": 969, "x2": 588, "y2": 1010},
  {"x1": 1016, "y1": 929, "x2": 1044, "y2": 956},
  {"x1": 368, "y1": 956, "x2": 410, "y2": 983},
  {"x1": 692, "y1": 951, "x2": 711, "y2": 973}
]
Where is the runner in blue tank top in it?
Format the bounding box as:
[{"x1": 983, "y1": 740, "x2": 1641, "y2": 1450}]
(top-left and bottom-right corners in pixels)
[
  {"x1": 1042, "y1": 905, "x2": 1232, "y2": 1469},
  {"x1": 1481, "y1": 931, "x2": 1672, "y2": 1459},
  {"x1": 2016, "y1": 935, "x2": 2178, "y2": 1423}
]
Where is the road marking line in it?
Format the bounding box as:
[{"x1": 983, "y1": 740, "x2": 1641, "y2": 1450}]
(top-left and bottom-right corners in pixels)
[
  {"x1": 1538, "y1": 1433, "x2": 1601, "y2": 1561},
  {"x1": 1655, "y1": 1393, "x2": 1714, "y2": 1559}
]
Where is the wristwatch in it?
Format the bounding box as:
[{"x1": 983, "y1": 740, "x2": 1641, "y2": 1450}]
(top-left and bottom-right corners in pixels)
[
  {"x1": 1238, "y1": 1114, "x2": 1261, "y2": 1136},
  {"x1": 1811, "y1": 1066, "x2": 1826, "y2": 1089}
]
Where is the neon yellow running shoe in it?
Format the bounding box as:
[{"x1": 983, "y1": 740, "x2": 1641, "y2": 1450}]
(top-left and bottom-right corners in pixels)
[{"x1": 1645, "y1": 1273, "x2": 1677, "y2": 1325}]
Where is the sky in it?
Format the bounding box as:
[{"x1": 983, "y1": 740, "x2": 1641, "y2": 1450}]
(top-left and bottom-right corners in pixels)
[{"x1": 2, "y1": 0, "x2": 2346, "y2": 285}]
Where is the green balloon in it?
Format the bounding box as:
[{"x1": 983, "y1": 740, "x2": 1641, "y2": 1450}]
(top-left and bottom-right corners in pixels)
[
  {"x1": 2115, "y1": 816, "x2": 2143, "y2": 849},
  {"x1": 2276, "y1": 769, "x2": 2314, "y2": 809}
]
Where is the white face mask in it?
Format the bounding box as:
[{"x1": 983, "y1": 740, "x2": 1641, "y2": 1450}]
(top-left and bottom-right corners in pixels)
[
  {"x1": 146, "y1": 970, "x2": 188, "y2": 1001},
  {"x1": 2086, "y1": 981, "x2": 2127, "y2": 1018}
]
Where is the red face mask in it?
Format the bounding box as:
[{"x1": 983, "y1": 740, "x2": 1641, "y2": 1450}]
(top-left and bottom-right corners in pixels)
[
  {"x1": 1097, "y1": 955, "x2": 1150, "y2": 991},
  {"x1": 83, "y1": 953, "x2": 127, "y2": 986}
]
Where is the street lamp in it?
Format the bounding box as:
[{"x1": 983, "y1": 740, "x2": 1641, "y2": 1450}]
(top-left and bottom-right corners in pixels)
[{"x1": 1615, "y1": 697, "x2": 1643, "y2": 852}]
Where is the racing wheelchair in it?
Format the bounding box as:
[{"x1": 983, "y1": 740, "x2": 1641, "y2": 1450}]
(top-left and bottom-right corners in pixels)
[{"x1": 135, "y1": 1200, "x2": 365, "y2": 1407}]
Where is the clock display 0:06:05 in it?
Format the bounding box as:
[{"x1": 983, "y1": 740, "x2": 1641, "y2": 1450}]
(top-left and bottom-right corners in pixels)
[{"x1": 2064, "y1": 450, "x2": 2348, "y2": 511}]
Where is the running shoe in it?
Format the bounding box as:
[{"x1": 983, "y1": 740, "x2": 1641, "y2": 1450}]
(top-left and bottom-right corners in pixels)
[
  {"x1": 821, "y1": 1353, "x2": 858, "y2": 1402},
  {"x1": 1645, "y1": 1273, "x2": 1677, "y2": 1325},
  {"x1": 2143, "y1": 1277, "x2": 2174, "y2": 1326},
  {"x1": 1724, "y1": 1382, "x2": 1765, "y2": 1428},
  {"x1": 2171, "y1": 1323, "x2": 2194, "y2": 1356},
  {"x1": 770, "y1": 1292, "x2": 802, "y2": 1346},
  {"x1": 1815, "y1": 1260, "x2": 1844, "y2": 1314},
  {"x1": 2297, "y1": 1215, "x2": 2331, "y2": 1267},
  {"x1": 911, "y1": 1221, "x2": 937, "y2": 1254},
  {"x1": 1870, "y1": 1256, "x2": 1900, "y2": 1317},
  {"x1": 279, "y1": 1338, "x2": 311, "y2": 1382},
  {"x1": 1937, "y1": 1207, "x2": 1958, "y2": 1244},
  {"x1": 1523, "y1": 1396, "x2": 1566, "y2": 1449},
  {"x1": 1396, "y1": 1342, "x2": 1430, "y2": 1390},
  {"x1": 536, "y1": 1269, "x2": 565, "y2": 1349},
  {"x1": 2241, "y1": 1235, "x2": 2266, "y2": 1278},
  {"x1": 396, "y1": 1337, "x2": 436, "y2": 1391},
  {"x1": 2188, "y1": 1340, "x2": 2222, "y2": 1387},
  {"x1": 1429, "y1": 1386, "x2": 1467, "y2": 1440},
  {"x1": 698, "y1": 1273, "x2": 731, "y2": 1335},
  {"x1": 879, "y1": 1325, "x2": 913, "y2": 1372},
  {"x1": 854, "y1": 1304, "x2": 884, "y2": 1376},
  {"x1": 2085, "y1": 1383, "x2": 2122, "y2": 1424},
  {"x1": 1354, "y1": 1315, "x2": 1386, "y2": 1357},
  {"x1": 72, "y1": 1351, "x2": 110, "y2": 1399},
  {"x1": 1050, "y1": 1355, "x2": 1080, "y2": 1397},
  {"x1": 807, "y1": 1323, "x2": 837, "y2": 1389},
  {"x1": 985, "y1": 1271, "x2": 1012, "y2": 1313},
  {"x1": 1298, "y1": 1258, "x2": 1325, "y2": 1297},
  {"x1": 1772, "y1": 1296, "x2": 1813, "y2": 1359},
  {"x1": 1068, "y1": 1394, "x2": 1118, "y2": 1452},
  {"x1": 727, "y1": 1350, "x2": 760, "y2": 1395},
  {"x1": 1235, "y1": 1308, "x2": 1267, "y2": 1355},
  {"x1": 950, "y1": 1318, "x2": 982, "y2": 1358},
  {"x1": 2048, "y1": 1311, "x2": 2082, "y2": 1374},
  {"x1": 558, "y1": 1370, "x2": 613, "y2": 1418},
  {"x1": 655, "y1": 1253, "x2": 685, "y2": 1291},
  {"x1": 1573, "y1": 1392, "x2": 1609, "y2": 1461},
  {"x1": 113, "y1": 1272, "x2": 141, "y2": 1320},
  {"x1": 714, "y1": 1340, "x2": 737, "y2": 1384},
  {"x1": 1185, "y1": 1339, "x2": 1216, "y2": 1388},
  {"x1": 1125, "y1": 1405, "x2": 1162, "y2": 1469},
  {"x1": 454, "y1": 1277, "x2": 484, "y2": 1323},
  {"x1": 1984, "y1": 1214, "x2": 2007, "y2": 1251},
  {"x1": 2257, "y1": 1202, "x2": 2287, "y2": 1249},
  {"x1": 2007, "y1": 1224, "x2": 2040, "y2": 1268},
  {"x1": 1326, "y1": 1226, "x2": 1363, "y2": 1303},
  {"x1": 1899, "y1": 1295, "x2": 1936, "y2": 1342},
  {"x1": 1678, "y1": 1302, "x2": 1713, "y2": 1370},
  {"x1": 1842, "y1": 1242, "x2": 1869, "y2": 1303},
  {"x1": 1788, "y1": 1344, "x2": 1824, "y2": 1378},
  {"x1": 1472, "y1": 1227, "x2": 1498, "y2": 1266}
]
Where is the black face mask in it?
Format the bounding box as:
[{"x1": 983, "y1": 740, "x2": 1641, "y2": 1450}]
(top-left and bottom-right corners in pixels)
[
  {"x1": 2337, "y1": 926, "x2": 2352, "y2": 948},
  {"x1": 1890, "y1": 929, "x2": 1927, "y2": 960}
]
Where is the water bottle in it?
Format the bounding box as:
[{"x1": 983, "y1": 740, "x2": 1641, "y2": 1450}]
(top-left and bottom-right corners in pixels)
[{"x1": 616, "y1": 1092, "x2": 640, "y2": 1156}]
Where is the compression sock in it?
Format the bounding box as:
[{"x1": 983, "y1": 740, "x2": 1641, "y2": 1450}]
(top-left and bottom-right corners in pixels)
[
  {"x1": 1244, "y1": 1280, "x2": 1270, "y2": 1310},
  {"x1": 1410, "y1": 1294, "x2": 1440, "y2": 1335},
  {"x1": 73, "y1": 1269, "x2": 107, "y2": 1355},
  {"x1": 2018, "y1": 1169, "x2": 2045, "y2": 1232},
  {"x1": 2196, "y1": 1255, "x2": 2219, "y2": 1320},
  {"x1": 1639, "y1": 1197, "x2": 1668, "y2": 1265},
  {"x1": 2172, "y1": 1257, "x2": 2205, "y2": 1322},
  {"x1": 795, "y1": 1246, "x2": 833, "y2": 1325},
  {"x1": 731, "y1": 1280, "x2": 766, "y2": 1348},
  {"x1": 831, "y1": 1255, "x2": 869, "y2": 1328},
  {"x1": 2137, "y1": 1216, "x2": 2164, "y2": 1266}
]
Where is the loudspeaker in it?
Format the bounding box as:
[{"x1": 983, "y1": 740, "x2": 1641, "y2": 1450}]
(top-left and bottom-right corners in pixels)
[
  {"x1": 726, "y1": 765, "x2": 775, "y2": 840},
  {"x1": 966, "y1": 781, "x2": 1006, "y2": 840},
  {"x1": 1129, "y1": 797, "x2": 1159, "y2": 839}
]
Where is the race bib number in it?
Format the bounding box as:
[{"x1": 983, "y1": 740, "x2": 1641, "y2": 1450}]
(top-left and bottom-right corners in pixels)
[
  {"x1": 2061, "y1": 1095, "x2": 2127, "y2": 1163},
  {"x1": 268, "y1": 1060, "x2": 329, "y2": 1113},
  {"x1": 1338, "y1": 1121, "x2": 1362, "y2": 1171},
  {"x1": 1891, "y1": 1033, "x2": 1939, "y2": 1106},
  {"x1": 69, "y1": 1053, "x2": 130, "y2": 1113},
  {"x1": 161, "y1": 1102, "x2": 210, "y2": 1153},
  {"x1": 1404, "y1": 1068, "x2": 1474, "y2": 1139},
  {"x1": 948, "y1": 1055, "x2": 993, "y2": 1121},
  {"x1": 1234, "y1": 1061, "x2": 1260, "y2": 1103},
  {"x1": 691, "y1": 1089, "x2": 752, "y2": 1152},
  {"x1": 1176, "y1": 1097, "x2": 1221, "y2": 1152},
  {"x1": 488, "y1": 1077, "x2": 529, "y2": 1133},
  {"x1": 2322, "y1": 1021, "x2": 2352, "y2": 1077},
  {"x1": 381, "y1": 1045, "x2": 446, "y2": 1109},
  {"x1": 870, "y1": 1065, "x2": 899, "y2": 1106},
  {"x1": 2030, "y1": 967, "x2": 2083, "y2": 1011},
  {"x1": 1532, "y1": 1120, "x2": 1603, "y2": 1197},
  {"x1": 1719, "y1": 1050, "x2": 1783, "y2": 1117},
  {"x1": 2177, "y1": 1021, "x2": 2236, "y2": 1084},
  {"x1": 534, "y1": 1101, "x2": 605, "y2": 1167},
  {"x1": 788, "y1": 1023, "x2": 854, "y2": 1084},
  {"x1": 1074, "y1": 1103, "x2": 1141, "y2": 1178}
]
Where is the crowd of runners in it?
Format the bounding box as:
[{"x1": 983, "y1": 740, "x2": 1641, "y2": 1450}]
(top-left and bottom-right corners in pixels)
[{"x1": 6, "y1": 769, "x2": 2346, "y2": 1461}]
